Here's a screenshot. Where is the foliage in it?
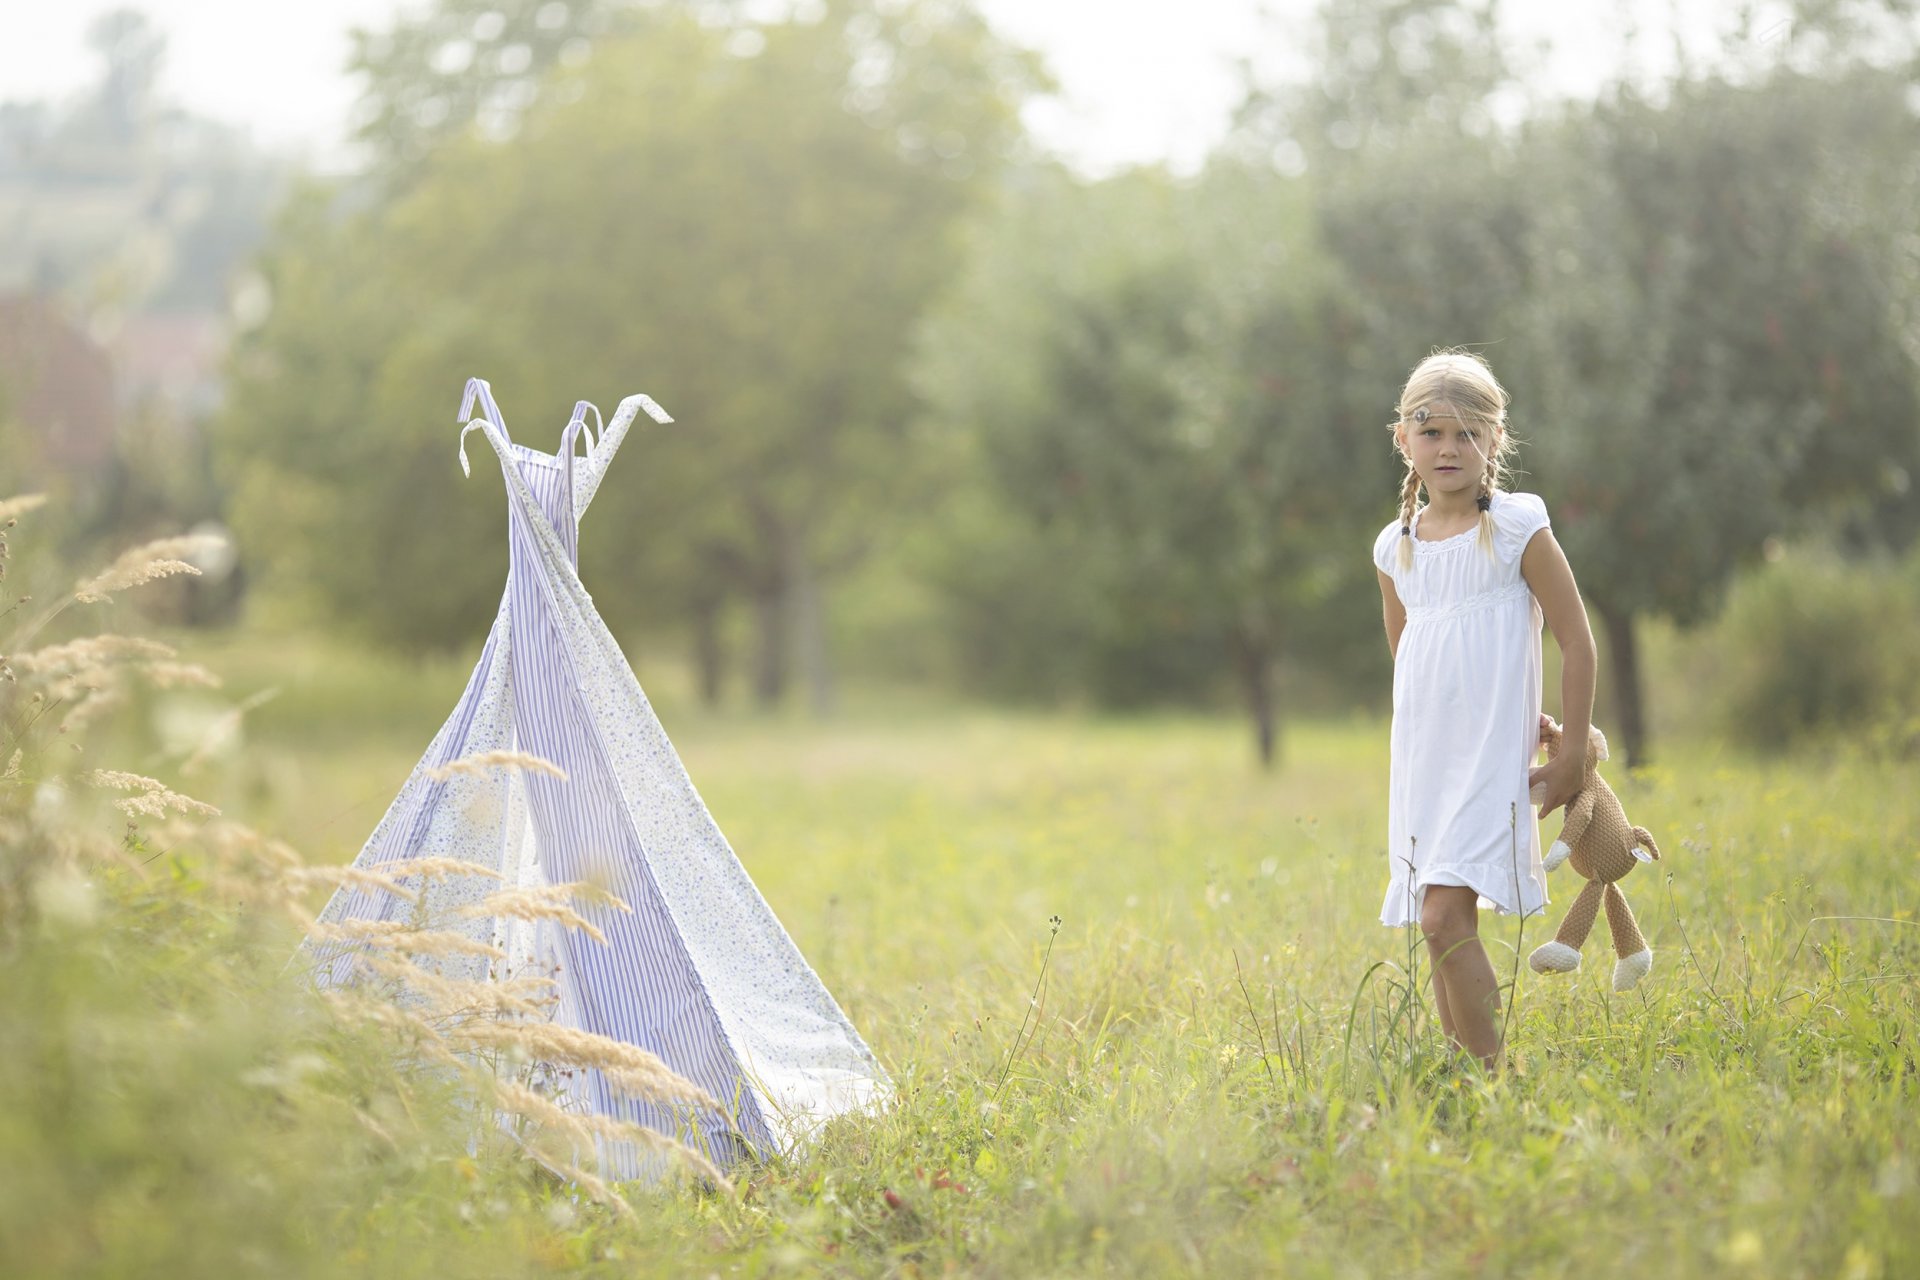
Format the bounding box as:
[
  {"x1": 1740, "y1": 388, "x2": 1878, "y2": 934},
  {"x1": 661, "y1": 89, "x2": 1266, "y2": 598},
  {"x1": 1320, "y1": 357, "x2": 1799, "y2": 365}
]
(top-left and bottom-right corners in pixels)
[
  {"x1": 218, "y1": 1, "x2": 1040, "y2": 703},
  {"x1": 12, "y1": 597, "x2": 1914, "y2": 1276},
  {"x1": 0, "y1": 499, "x2": 730, "y2": 1278},
  {"x1": 1507, "y1": 62, "x2": 1920, "y2": 761},
  {"x1": 205, "y1": 0, "x2": 1920, "y2": 751},
  {"x1": 345, "y1": 0, "x2": 639, "y2": 186},
  {"x1": 1694, "y1": 544, "x2": 1920, "y2": 752},
  {"x1": 914, "y1": 159, "x2": 1389, "y2": 762}
]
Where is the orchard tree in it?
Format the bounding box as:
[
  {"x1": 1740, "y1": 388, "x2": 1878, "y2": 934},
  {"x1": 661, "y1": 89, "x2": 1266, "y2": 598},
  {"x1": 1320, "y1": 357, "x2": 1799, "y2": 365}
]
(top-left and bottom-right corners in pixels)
[
  {"x1": 917, "y1": 161, "x2": 1383, "y2": 765},
  {"x1": 219, "y1": 1, "x2": 1040, "y2": 710},
  {"x1": 1508, "y1": 62, "x2": 1920, "y2": 762}
]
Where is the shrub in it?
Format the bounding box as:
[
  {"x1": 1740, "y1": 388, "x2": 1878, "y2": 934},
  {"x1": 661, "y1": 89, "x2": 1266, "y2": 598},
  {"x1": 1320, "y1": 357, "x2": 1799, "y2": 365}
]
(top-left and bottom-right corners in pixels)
[{"x1": 1706, "y1": 545, "x2": 1920, "y2": 751}]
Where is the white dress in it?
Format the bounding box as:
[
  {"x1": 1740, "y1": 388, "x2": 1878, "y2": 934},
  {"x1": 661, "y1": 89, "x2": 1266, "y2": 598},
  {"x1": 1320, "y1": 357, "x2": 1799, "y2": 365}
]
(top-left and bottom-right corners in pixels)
[{"x1": 1372, "y1": 490, "x2": 1552, "y2": 927}]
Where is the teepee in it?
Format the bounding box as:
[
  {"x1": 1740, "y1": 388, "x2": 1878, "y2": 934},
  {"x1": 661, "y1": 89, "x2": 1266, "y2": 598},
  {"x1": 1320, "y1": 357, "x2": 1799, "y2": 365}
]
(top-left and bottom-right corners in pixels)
[{"x1": 307, "y1": 378, "x2": 888, "y2": 1172}]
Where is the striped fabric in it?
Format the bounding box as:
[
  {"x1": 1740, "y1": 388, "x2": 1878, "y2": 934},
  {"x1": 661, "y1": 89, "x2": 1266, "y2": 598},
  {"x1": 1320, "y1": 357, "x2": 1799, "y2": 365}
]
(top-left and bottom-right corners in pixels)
[{"x1": 307, "y1": 378, "x2": 890, "y2": 1175}]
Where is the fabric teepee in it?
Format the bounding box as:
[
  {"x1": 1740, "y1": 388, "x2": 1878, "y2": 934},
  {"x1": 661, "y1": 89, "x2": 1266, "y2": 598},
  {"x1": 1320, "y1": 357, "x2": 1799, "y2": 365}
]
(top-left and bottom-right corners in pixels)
[{"x1": 308, "y1": 378, "x2": 888, "y2": 1171}]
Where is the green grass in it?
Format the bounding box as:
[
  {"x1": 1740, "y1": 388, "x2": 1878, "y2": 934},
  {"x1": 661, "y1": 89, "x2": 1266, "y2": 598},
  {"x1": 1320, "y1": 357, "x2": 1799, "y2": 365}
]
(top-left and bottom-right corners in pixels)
[{"x1": 5, "y1": 626, "x2": 1917, "y2": 1278}]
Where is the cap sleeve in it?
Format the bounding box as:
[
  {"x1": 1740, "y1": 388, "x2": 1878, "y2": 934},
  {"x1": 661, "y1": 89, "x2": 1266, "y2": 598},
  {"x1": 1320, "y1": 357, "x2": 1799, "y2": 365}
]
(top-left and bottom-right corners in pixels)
[
  {"x1": 1371, "y1": 519, "x2": 1401, "y2": 576},
  {"x1": 1493, "y1": 492, "x2": 1550, "y2": 565}
]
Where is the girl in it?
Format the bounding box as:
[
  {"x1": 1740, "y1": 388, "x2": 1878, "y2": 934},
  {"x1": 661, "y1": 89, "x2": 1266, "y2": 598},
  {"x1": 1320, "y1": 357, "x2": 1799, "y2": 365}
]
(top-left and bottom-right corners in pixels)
[{"x1": 1372, "y1": 349, "x2": 1597, "y2": 1074}]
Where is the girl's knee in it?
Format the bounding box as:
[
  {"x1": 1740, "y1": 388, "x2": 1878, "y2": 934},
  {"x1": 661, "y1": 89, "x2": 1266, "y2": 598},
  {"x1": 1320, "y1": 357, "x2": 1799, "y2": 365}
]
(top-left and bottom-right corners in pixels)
[{"x1": 1420, "y1": 886, "x2": 1477, "y2": 943}]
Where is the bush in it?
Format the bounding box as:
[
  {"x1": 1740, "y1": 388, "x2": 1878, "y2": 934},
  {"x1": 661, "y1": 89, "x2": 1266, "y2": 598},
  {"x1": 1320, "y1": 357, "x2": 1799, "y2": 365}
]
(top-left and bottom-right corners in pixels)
[{"x1": 1705, "y1": 545, "x2": 1920, "y2": 751}]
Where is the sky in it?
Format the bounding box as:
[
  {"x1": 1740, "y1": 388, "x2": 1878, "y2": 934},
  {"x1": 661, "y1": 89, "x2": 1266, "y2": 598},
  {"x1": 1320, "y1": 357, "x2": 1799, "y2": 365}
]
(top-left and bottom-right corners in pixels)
[{"x1": 0, "y1": 0, "x2": 1770, "y2": 174}]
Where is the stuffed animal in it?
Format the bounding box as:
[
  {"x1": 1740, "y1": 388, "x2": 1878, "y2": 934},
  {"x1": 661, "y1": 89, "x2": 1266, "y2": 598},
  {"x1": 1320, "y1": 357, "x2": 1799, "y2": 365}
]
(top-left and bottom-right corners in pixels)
[{"x1": 1527, "y1": 715, "x2": 1661, "y2": 991}]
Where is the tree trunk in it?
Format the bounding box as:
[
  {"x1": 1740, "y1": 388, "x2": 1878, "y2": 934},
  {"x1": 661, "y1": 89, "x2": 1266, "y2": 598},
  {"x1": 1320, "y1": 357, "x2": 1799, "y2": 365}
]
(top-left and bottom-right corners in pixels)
[
  {"x1": 745, "y1": 501, "x2": 791, "y2": 711},
  {"x1": 785, "y1": 535, "x2": 835, "y2": 717},
  {"x1": 1233, "y1": 629, "x2": 1280, "y2": 770},
  {"x1": 690, "y1": 588, "x2": 725, "y2": 708},
  {"x1": 1596, "y1": 602, "x2": 1649, "y2": 765},
  {"x1": 752, "y1": 583, "x2": 787, "y2": 708}
]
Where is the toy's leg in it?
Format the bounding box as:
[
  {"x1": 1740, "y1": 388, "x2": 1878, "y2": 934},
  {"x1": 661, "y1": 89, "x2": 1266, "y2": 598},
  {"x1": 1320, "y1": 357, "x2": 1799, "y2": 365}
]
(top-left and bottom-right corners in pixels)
[
  {"x1": 1529, "y1": 879, "x2": 1603, "y2": 974},
  {"x1": 1603, "y1": 883, "x2": 1653, "y2": 991}
]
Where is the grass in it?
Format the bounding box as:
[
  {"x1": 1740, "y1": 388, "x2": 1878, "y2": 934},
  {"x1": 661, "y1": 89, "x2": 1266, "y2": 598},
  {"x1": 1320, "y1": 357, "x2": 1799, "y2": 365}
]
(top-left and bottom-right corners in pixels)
[{"x1": 5, "y1": 622, "x2": 1918, "y2": 1278}]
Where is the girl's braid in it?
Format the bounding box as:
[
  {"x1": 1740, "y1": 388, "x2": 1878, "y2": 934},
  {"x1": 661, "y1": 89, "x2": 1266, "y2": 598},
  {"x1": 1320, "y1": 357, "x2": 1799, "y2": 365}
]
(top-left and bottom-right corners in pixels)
[
  {"x1": 1396, "y1": 461, "x2": 1423, "y2": 569},
  {"x1": 1476, "y1": 448, "x2": 1497, "y2": 554}
]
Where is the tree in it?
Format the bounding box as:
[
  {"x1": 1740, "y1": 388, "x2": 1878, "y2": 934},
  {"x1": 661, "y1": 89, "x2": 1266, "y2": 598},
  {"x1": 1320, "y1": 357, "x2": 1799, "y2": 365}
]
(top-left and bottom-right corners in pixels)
[
  {"x1": 344, "y1": 0, "x2": 640, "y2": 189},
  {"x1": 916, "y1": 160, "x2": 1385, "y2": 765},
  {"x1": 1506, "y1": 62, "x2": 1920, "y2": 763},
  {"x1": 218, "y1": 2, "x2": 1039, "y2": 711}
]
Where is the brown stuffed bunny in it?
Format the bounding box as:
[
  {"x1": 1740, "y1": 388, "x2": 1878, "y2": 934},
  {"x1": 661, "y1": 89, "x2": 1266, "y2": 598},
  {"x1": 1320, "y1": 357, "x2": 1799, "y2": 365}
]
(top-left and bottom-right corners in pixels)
[{"x1": 1527, "y1": 715, "x2": 1661, "y2": 991}]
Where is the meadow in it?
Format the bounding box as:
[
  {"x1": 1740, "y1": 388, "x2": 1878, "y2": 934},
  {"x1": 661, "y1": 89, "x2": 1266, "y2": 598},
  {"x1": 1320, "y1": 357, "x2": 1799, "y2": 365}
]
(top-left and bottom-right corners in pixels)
[{"x1": 4, "y1": 622, "x2": 1917, "y2": 1279}]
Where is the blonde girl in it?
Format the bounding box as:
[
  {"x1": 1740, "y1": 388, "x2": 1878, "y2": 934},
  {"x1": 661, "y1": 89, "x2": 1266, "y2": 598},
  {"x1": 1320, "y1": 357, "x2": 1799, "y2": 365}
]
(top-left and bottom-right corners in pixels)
[{"x1": 1371, "y1": 349, "x2": 1597, "y2": 1073}]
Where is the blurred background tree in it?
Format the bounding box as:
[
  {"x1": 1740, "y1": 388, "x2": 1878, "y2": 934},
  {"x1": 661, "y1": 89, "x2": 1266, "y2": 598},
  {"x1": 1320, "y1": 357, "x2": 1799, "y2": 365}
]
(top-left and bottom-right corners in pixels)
[
  {"x1": 217, "y1": 0, "x2": 1042, "y2": 712},
  {"x1": 1509, "y1": 60, "x2": 1920, "y2": 763},
  {"x1": 6, "y1": 0, "x2": 1917, "y2": 761},
  {"x1": 916, "y1": 158, "x2": 1377, "y2": 765}
]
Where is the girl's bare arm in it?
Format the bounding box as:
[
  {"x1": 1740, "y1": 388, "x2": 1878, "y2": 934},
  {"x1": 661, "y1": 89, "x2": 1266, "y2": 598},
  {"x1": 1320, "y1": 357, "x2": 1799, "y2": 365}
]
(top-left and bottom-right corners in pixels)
[{"x1": 1522, "y1": 529, "x2": 1597, "y2": 817}]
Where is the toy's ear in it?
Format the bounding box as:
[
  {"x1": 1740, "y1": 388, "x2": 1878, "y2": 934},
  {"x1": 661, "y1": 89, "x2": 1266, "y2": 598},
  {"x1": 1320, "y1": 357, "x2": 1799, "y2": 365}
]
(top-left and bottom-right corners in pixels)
[{"x1": 1590, "y1": 725, "x2": 1610, "y2": 763}]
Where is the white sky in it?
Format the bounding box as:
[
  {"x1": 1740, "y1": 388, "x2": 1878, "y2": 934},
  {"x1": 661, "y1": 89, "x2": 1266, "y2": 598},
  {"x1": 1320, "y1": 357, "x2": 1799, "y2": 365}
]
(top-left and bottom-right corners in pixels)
[{"x1": 0, "y1": 0, "x2": 1771, "y2": 174}]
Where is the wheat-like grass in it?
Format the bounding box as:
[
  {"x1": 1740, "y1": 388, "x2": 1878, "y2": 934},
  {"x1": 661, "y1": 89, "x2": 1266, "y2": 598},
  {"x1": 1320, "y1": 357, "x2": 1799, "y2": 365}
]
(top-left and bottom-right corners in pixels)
[
  {"x1": 136, "y1": 660, "x2": 222, "y2": 691},
  {"x1": 173, "y1": 818, "x2": 304, "y2": 876},
  {"x1": 59, "y1": 687, "x2": 128, "y2": 736},
  {"x1": 73, "y1": 534, "x2": 227, "y2": 603},
  {"x1": 0, "y1": 492, "x2": 49, "y2": 522},
  {"x1": 290, "y1": 847, "x2": 509, "y2": 901},
  {"x1": 11, "y1": 635, "x2": 177, "y2": 676},
  {"x1": 300, "y1": 916, "x2": 509, "y2": 961},
  {"x1": 318, "y1": 990, "x2": 469, "y2": 1072},
  {"x1": 347, "y1": 952, "x2": 561, "y2": 1021},
  {"x1": 447, "y1": 1019, "x2": 722, "y2": 1112},
  {"x1": 427, "y1": 750, "x2": 569, "y2": 782},
  {"x1": 10, "y1": 637, "x2": 221, "y2": 738},
  {"x1": 178, "y1": 687, "x2": 278, "y2": 775},
  {"x1": 83, "y1": 769, "x2": 220, "y2": 820},
  {"x1": 494, "y1": 1079, "x2": 733, "y2": 1195},
  {"x1": 377, "y1": 856, "x2": 506, "y2": 883},
  {"x1": 286, "y1": 863, "x2": 424, "y2": 904},
  {"x1": 454, "y1": 882, "x2": 632, "y2": 946}
]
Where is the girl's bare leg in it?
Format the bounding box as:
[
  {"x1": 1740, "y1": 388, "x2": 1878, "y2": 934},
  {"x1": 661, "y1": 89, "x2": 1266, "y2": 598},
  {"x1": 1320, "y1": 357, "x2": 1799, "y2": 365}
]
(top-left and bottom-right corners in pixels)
[
  {"x1": 1430, "y1": 965, "x2": 1460, "y2": 1053},
  {"x1": 1419, "y1": 885, "x2": 1503, "y2": 1072}
]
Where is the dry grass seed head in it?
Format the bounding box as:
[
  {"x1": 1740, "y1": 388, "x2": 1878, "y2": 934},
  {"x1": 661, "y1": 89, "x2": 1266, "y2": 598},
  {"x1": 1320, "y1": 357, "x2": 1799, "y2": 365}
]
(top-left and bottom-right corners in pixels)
[
  {"x1": 11, "y1": 635, "x2": 176, "y2": 677},
  {"x1": 448, "y1": 1019, "x2": 722, "y2": 1112},
  {"x1": 74, "y1": 534, "x2": 227, "y2": 603},
  {"x1": 455, "y1": 882, "x2": 632, "y2": 946},
  {"x1": 427, "y1": 750, "x2": 569, "y2": 782},
  {"x1": 494, "y1": 1079, "x2": 732, "y2": 1196},
  {"x1": 301, "y1": 916, "x2": 509, "y2": 961},
  {"x1": 138, "y1": 660, "x2": 222, "y2": 690},
  {"x1": 0, "y1": 493, "x2": 49, "y2": 522},
  {"x1": 286, "y1": 863, "x2": 424, "y2": 905},
  {"x1": 350, "y1": 953, "x2": 559, "y2": 1021},
  {"x1": 83, "y1": 769, "x2": 220, "y2": 820},
  {"x1": 318, "y1": 990, "x2": 469, "y2": 1072},
  {"x1": 371, "y1": 856, "x2": 504, "y2": 884}
]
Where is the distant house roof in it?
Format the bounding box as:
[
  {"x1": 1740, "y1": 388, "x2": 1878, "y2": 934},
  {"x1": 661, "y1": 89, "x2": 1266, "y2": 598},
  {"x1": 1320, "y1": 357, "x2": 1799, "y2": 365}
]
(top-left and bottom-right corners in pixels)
[
  {"x1": 114, "y1": 309, "x2": 227, "y2": 417},
  {"x1": 0, "y1": 292, "x2": 115, "y2": 470}
]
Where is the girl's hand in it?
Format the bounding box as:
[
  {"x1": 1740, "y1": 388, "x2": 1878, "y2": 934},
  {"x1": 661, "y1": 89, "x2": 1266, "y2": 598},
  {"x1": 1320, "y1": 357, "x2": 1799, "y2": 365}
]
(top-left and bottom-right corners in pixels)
[{"x1": 1527, "y1": 756, "x2": 1581, "y2": 819}]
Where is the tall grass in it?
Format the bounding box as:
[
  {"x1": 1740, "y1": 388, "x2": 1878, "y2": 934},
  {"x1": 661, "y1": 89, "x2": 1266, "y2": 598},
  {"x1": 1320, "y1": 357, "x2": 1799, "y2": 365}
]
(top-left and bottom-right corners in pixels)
[
  {"x1": 3, "y1": 496, "x2": 1915, "y2": 1276},
  {"x1": 0, "y1": 500, "x2": 725, "y2": 1279}
]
